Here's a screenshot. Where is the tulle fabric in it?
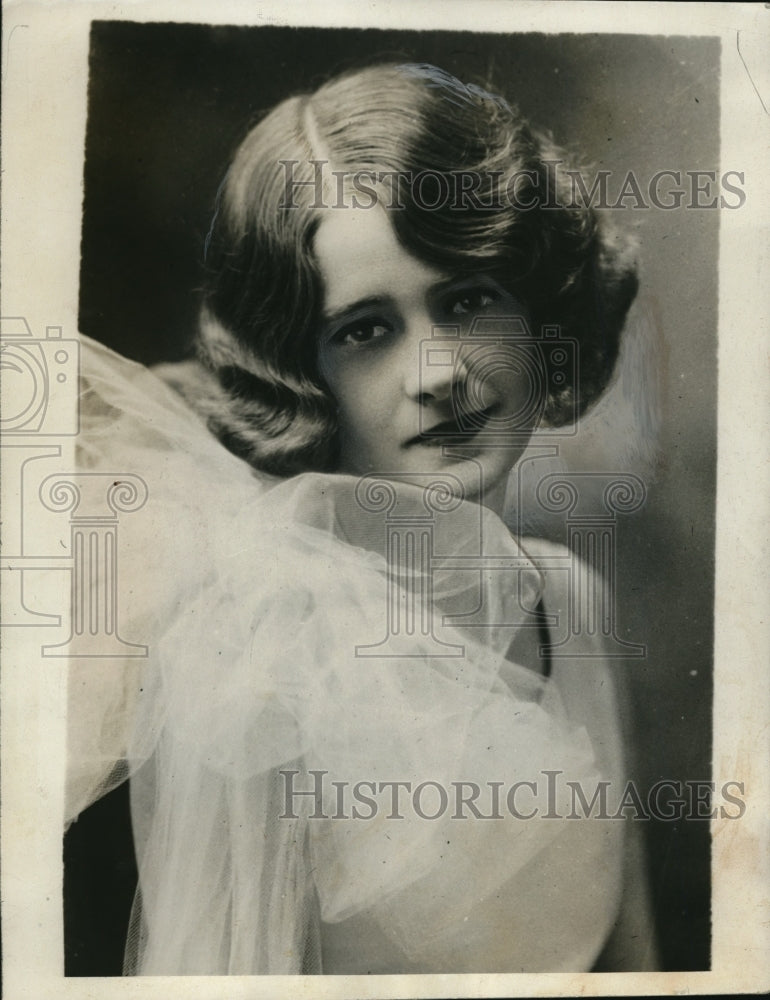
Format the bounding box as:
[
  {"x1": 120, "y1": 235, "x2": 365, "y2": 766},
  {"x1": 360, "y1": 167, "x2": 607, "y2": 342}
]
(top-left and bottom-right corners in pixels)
[{"x1": 66, "y1": 335, "x2": 624, "y2": 974}]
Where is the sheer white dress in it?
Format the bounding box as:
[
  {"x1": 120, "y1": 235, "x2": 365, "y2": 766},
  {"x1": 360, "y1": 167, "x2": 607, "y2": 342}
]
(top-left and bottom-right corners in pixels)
[{"x1": 66, "y1": 335, "x2": 625, "y2": 975}]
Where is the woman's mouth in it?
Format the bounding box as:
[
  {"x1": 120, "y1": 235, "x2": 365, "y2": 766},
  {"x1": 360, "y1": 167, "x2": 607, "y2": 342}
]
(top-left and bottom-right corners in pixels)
[{"x1": 405, "y1": 403, "x2": 498, "y2": 447}]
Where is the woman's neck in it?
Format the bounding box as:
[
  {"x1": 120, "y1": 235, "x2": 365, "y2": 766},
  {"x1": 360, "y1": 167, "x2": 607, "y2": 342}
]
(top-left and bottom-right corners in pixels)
[{"x1": 475, "y1": 476, "x2": 509, "y2": 520}]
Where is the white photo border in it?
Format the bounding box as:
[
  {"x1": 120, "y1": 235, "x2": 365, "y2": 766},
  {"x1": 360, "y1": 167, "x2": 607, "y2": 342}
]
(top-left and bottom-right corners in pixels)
[{"x1": 1, "y1": 1, "x2": 769, "y2": 997}]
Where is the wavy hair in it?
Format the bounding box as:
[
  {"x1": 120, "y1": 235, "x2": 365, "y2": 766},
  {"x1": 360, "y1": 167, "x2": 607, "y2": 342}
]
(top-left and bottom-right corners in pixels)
[{"x1": 197, "y1": 63, "x2": 638, "y2": 476}]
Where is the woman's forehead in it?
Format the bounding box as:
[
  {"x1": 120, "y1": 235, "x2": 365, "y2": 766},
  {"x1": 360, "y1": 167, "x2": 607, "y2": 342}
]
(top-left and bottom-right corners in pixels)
[{"x1": 314, "y1": 206, "x2": 445, "y2": 316}]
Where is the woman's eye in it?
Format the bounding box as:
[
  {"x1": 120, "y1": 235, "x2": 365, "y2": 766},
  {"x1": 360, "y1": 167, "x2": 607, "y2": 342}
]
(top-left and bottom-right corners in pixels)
[
  {"x1": 333, "y1": 322, "x2": 390, "y2": 346},
  {"x1": 449, "y1": 288, "x2": 500, "y2": 316}
]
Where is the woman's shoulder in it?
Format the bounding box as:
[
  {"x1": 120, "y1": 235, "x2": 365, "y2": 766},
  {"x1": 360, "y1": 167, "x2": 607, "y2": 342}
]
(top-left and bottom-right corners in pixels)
[
  {"x1": 516, "y1": 534, "x2": 571, "y2": 562},
  {"x1": 516, "y1": 534, "x2": 587, "y2": 608},
  {"x1": 516, "y1": 533, "x2": 622, "y2": 693}
]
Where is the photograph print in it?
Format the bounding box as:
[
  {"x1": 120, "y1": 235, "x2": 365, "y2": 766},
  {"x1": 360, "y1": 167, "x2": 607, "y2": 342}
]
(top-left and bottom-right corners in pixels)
[
  {"x1": 60, "y1": 20, "x2": 719, "y2": 977},
  {"x1": 5, "y1": 5, "x2": 765, "y2": 993}
]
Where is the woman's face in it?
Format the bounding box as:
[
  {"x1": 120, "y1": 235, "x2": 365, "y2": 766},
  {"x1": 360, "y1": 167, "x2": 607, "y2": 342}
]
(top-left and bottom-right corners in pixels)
[{"x1": 315, "y1": 207, "x2": 541, "y2": 511}]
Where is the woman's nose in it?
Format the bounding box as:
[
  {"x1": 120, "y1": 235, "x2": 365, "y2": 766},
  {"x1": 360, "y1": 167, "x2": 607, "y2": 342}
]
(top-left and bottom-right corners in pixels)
[{"x1": 402, "y1": 318, "x2": 463, "y2": 405}]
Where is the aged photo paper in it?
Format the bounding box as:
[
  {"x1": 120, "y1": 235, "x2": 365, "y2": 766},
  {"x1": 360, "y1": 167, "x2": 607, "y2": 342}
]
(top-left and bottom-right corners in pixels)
[{"x1": 1, "y1": 1, "x2": 769, "y2": 997}]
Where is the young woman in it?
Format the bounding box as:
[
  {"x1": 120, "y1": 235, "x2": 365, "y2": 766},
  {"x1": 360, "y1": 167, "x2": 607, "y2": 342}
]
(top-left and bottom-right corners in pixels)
[{"x1": 67, "y1": 62, "x2": 657, "y2": 974}]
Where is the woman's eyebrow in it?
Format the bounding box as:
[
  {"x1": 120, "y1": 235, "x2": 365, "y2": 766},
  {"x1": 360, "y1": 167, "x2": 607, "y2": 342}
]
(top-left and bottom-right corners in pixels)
[
  {"x1": 321, "y1": 295, "x2": 388, "y2": 328},
  {"x1": 431, "y1": 273, "x2": 505, "y2": 294},
  {"x1": 425, "y1": 273, "x2": 509, "y2": 306},
  {"x1": 321, "y1": 275, "x2": 510, "y2": 328}
]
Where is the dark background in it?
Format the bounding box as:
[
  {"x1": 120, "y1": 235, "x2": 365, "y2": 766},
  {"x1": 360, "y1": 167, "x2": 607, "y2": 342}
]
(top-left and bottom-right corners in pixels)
[{"x1": 68, "y1": 21, "x2": 718, "y2": 974}]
